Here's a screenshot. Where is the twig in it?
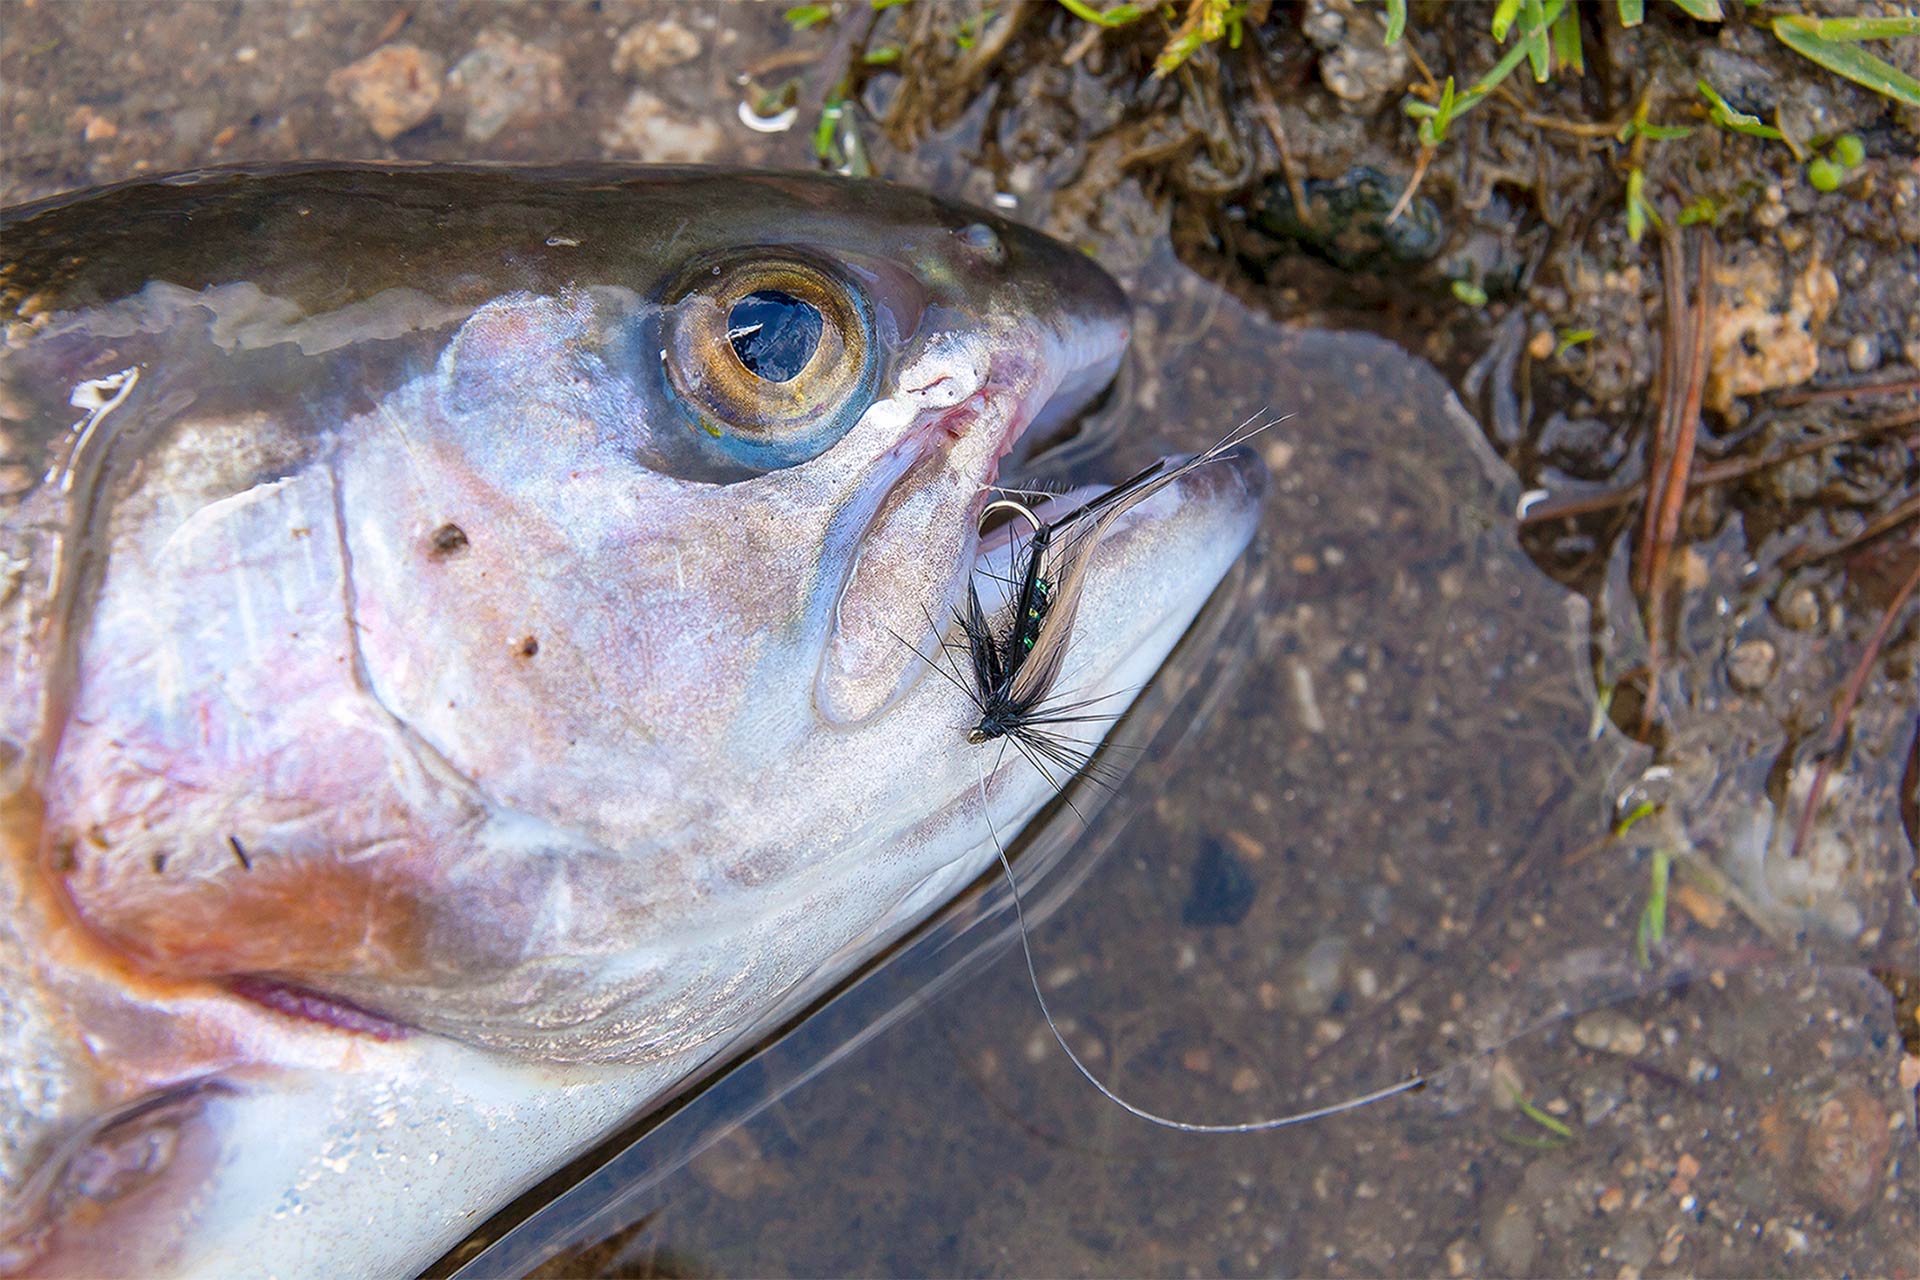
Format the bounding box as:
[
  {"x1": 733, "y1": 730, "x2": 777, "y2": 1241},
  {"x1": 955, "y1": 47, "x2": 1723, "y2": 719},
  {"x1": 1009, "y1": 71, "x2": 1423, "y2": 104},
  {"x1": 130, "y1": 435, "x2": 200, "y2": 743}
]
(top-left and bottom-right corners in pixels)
[
  {"x1": 1245, "y1": 51, "x2": 1311, "y2": 229},
  {"x1": 1779, "y1": 493, "x2": 1920, "y2": 571},
  {"x1": 1789, "y1": 552, "x2": 1920, "y2": 860},
  {"x1": 1519, "y1": 408, "x2": 1920, "y2": 526},
  {"x1": 1638, "y1": 228, "x2": 1715, "y2": 736},
  {"x1": 1385, "y1": 144, "x2": 1436, "y2": 228},
  {"x1": 1773, "y1": 374, "x2": 1920, "y2": 406}
]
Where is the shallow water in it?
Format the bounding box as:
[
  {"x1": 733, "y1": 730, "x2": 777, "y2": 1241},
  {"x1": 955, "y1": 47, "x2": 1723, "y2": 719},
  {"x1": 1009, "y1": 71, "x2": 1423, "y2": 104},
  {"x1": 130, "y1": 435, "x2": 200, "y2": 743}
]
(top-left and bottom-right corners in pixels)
[{"x1": 6, "y1": 4, "x2": 1915, "y2": 1276}]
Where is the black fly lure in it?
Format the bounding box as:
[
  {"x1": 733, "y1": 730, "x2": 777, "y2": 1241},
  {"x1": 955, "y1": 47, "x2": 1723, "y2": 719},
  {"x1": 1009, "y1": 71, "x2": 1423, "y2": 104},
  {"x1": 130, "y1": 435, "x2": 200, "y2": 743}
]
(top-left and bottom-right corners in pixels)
[{"x1": 949, "y1": 420, "x2": 1272, "y2": 786}]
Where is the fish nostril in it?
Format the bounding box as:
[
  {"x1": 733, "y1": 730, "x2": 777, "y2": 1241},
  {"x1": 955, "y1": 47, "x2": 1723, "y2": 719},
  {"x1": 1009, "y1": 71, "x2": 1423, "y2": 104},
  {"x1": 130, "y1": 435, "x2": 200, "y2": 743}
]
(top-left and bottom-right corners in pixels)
[{"x1": 954, "y1": 222, "x2": 1005, "y2": 264}]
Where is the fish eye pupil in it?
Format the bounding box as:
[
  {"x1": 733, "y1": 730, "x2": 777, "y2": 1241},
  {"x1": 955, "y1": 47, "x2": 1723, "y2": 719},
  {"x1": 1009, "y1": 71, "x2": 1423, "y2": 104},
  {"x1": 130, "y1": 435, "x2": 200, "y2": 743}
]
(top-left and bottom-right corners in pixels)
[{"x1": 727, "y1": 290, "x2": 824, "y2": 383}]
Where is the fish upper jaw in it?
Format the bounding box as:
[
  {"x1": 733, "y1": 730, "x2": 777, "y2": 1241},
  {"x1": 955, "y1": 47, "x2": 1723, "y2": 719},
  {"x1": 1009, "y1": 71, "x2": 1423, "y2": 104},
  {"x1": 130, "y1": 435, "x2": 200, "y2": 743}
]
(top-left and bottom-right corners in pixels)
[{"x1": 811, "y1": 305, "x2": 1130, "y2": 728}]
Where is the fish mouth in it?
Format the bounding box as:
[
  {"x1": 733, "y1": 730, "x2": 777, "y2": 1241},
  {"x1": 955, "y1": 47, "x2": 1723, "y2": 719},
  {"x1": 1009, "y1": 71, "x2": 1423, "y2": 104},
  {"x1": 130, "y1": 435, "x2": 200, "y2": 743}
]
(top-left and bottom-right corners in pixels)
[{"x1": 956, "y1": 312, "x2": 1270, "y2": 763}]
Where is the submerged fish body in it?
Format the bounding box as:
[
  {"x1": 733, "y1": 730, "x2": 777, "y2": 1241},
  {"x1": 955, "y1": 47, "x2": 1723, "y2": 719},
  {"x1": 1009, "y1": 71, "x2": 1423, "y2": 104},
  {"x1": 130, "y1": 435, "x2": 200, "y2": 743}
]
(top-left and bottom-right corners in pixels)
[{"x1": 0, "y1": 166, "x2": 1265, "y2": 1276}]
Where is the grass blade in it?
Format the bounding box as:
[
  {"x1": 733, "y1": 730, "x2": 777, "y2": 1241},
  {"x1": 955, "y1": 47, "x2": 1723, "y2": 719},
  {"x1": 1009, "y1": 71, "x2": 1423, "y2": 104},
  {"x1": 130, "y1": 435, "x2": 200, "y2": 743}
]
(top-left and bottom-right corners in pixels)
[
  {"x1": 1774, "y1": 15, "x2": 1920, "y2": 107},
  {"x1": 1553, "y1": 4, "x2": 1585, "y2": 75},
  {"x1": 1523, "y1": 0, "x2": 1553, "y2": 80},
  {"x1": 1787, "y1": 15, "x2": 1920, "y2": 41},
  {"x1": 1384, "y1": 0, "x2": 1407, "y2": 45}
]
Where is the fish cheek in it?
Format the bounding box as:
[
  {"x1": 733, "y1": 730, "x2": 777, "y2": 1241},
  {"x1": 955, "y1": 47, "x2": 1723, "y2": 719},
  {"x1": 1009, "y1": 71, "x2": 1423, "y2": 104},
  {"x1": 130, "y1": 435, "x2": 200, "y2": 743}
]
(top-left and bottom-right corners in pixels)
[
  {"x1": 815, "y1": 452, "x2": 977, "y2": 725},
  {"x1": 55, "y1": 850, "x2": 438, "y2": 984}
]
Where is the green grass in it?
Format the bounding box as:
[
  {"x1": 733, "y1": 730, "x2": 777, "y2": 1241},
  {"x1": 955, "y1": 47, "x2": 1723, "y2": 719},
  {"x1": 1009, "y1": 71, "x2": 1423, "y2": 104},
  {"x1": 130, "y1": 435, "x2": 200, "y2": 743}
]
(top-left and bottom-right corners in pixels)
[
  {"x1": 1773, "y1": 14, "x2": 1920, "y2": 109},
  {"x1": 1633, "y1": 848, "x2": 1672, "y2": 969}
]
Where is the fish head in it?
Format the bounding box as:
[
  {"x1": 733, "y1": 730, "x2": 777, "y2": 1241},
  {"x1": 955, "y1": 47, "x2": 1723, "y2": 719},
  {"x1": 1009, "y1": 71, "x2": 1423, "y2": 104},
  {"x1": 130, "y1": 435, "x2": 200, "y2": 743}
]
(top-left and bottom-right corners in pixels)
[{"x1": 7, "y1": 167, "x2": 1266, "y2": 1274}]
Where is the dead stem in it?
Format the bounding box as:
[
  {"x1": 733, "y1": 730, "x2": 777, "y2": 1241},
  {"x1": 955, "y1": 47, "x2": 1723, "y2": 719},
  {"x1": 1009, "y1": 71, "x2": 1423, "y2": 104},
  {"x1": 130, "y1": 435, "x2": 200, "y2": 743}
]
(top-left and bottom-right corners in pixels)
[
  {"x1": 1519, "y1": 408, "x2": 1920, "y2": 526},
  {"x1": 1789, "y1": 552, "x2": 1920, "y2": 861},
  {"x1": 1779, "y1": 493, "x2": 1920, "y2": 572},
  {"x1": 1774, "y1": 374, "x2": 1920, "y2": 406},
  {"x1": 1245, "y1": 51, "x2": 1311, "y2": 230},
  {"x1": 1637, "y1": 227, "x2": 1715, "y2": 737},
  {"x1": 1385, "y1": 145, "x2": 1435, "y2": 229},
  {"x1": 1512, "y1": 109, "x2": 1631, "y2": 140}
]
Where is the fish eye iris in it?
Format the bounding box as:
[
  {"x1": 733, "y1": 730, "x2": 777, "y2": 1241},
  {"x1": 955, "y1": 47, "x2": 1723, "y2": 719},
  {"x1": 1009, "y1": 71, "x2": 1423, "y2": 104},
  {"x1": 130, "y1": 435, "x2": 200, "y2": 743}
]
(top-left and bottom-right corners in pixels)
[{"x1": 728, "y1": 290, "x2": 823, "y2": 383}]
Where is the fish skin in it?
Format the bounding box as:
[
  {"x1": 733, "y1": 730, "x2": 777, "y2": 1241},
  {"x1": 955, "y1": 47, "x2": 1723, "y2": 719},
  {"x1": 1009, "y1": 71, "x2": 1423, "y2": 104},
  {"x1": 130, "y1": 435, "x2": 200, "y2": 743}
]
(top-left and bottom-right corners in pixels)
[{"x1": 0, "y1": 166, "x2": 1266, "y2": 1277}]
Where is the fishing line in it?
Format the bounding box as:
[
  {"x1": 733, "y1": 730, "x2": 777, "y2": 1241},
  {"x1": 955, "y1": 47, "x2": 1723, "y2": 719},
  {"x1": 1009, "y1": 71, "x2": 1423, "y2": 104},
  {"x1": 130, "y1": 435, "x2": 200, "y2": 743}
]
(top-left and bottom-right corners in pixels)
[{"x1": 975, "y1": 761, "x2": 1432, "y2": 1133}]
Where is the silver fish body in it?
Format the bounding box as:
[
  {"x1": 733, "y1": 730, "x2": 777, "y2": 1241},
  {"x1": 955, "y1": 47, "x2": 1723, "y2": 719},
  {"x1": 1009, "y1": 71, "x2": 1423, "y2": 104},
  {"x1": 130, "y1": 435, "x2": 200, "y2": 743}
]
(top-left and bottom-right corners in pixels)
[{"x1": 0, "y1": 165, "x2": 1265, "y2": 1276}]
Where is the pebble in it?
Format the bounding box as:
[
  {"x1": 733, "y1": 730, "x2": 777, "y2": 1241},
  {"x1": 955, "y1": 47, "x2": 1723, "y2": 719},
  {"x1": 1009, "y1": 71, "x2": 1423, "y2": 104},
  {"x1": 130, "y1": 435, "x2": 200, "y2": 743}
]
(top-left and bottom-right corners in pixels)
[
  {"x1": 688, "y1": 1125, "x2": 785, "y2": 1201},
  {"x1": 1482, "y1": 1200, "x2": 1539, "y2": 1276},
  {"x1": 1301, "y1": 0, "x2": 1409, "y2": 110},
  {"x1": 1609, "y1": 1218, "x2": 1656, "y2": 1272},
  {"x1": 327, "y1": 43, "x2": 444, "y2": 141},
  {"x1": 1844, "y1": 332, "x2": 1881, "y2": 372},
  {"x1": 613, "y1": 18, "x2": 702, "y2": 76},
  {"x1": 449, "y1": 29, "x2": 567, "y2": 143},
  {"x1": 1580, "y1": 1077, "x2": 1624, "y2": 1126},
  {"x1": 1773, "y1": 582, "x2": 1821, "y2": 631},
  {"x1": 1801, "y1": 1086, "x2": 1890, "y2": 1219},
  {"x1": 1285, "y1": 935, "x2": 1347, "y2": 1016},
  {"x1": 600, "y1": 89, "x2": 726, "y2": 162},
  {"x1": 1726, "y1": 638, "x2": 1777, "y2": 692},
  {"x1": 1572, "y1": 1009, "x2": 1647, "y2": 1057}
]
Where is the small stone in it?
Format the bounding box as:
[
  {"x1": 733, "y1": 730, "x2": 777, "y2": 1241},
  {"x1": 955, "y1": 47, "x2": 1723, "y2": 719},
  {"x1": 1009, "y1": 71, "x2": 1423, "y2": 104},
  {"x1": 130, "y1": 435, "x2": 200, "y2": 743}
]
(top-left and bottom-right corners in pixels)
[
  {"x1": 1802, "y1": 1086, "x2": 1890, "y2": 1219},
  {"x1": 1230, "y1": 1066, "x2": 1261, "y2": 1094},
  {"x1": 1774, "y1": 582, "x2": 1821, "y2": 631},
  {"x1": 1597, "y1": 1185, "x2": 1626, "y2": 1213},
  {"x1": 688, "y1": 1125, "x2": 786, "y2": 1200},
  {"x1": 1726, "y1": 638, "x2": 1777, "y2": 692},
  {"x1": 1528, "y1": 328, "x2": 1556, "y2": 360},
  {"x1": 1183, "y1": 838, "x2": 1258, "y2": 928},
  {"x1": 1483, "y1": 1201, "x2": 1539, "y2": 1276},
  {"x1": 1573, "y1": 1009, "x2": 1647, "y2": 1057},
  {"x1": 1609, "y1": 1218, "x2": 1656, "y2": 1271},
  {"x1": 1580, "y1": 1078, "x2": 1624, "y2": 1126},
  {"x1": 1181, "y1": 1047, "x2": 1212, "y2": 1074},
  {"x1": 600, "y1": 88, "x2": 726, "y2": 163},
  {"x1": 1284, "y1": 935, "x2": 1347, "y2": 1016},
  {"x1": 449, "y1": 29, "x2": 567, "y2": 143},
  {"x1": 613, "y1": 19, "x2": 701, "y2": 76},
  {"x1": 1845, "y1": 333, "x2": 1881, "y2": 373},
  {"x1": 1301, "y1": 0, "x2": 1409, "y2": 111},
  {"x1": 1671, "y1": 883, "x2": 1728, "y2": 929},
  {"x1": 328, "y1": 44, "x2": 444, "y2": 141},
  {"x1": 82, "y1": 112, "x2": 118, "y2": 142}
]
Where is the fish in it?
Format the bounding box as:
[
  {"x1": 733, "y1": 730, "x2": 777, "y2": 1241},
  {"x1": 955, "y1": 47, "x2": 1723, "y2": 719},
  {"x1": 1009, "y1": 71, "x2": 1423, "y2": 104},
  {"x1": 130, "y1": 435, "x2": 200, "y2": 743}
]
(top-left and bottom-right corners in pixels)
[{"x1": 0, "y1": 164, "x2": 1266, "y2": 1277}]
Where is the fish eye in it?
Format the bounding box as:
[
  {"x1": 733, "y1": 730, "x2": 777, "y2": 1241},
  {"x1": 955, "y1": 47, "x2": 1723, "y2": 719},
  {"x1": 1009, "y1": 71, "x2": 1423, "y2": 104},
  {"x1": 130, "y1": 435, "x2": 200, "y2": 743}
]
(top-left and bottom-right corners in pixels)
[
  {"x1": 728, "y1": 290, "x2": 823, "y2": 383},
  {"x1": 662, "y1": 257, "x2": 876, "y2": 469}
]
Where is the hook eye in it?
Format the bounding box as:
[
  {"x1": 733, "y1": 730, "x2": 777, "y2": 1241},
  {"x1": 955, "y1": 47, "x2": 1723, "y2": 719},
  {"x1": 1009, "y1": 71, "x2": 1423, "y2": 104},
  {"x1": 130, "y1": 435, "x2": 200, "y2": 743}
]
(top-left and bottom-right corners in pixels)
[{"x1": 980, "y1": 497, "x2": 1044, "y2": 538}]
